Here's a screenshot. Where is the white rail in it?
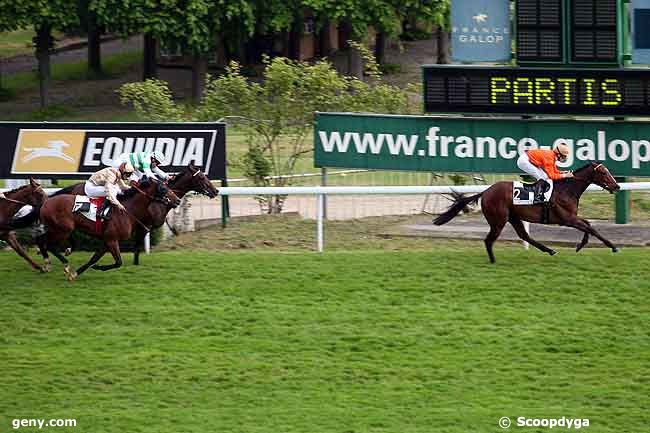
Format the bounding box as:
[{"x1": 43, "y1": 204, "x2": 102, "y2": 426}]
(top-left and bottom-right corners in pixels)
[
  {"x1": 4, "y1": 183, "x2": 650, "y2": 252},
  {"x1": 216, "y1": 183, "x2": 650, "y2": 252}
]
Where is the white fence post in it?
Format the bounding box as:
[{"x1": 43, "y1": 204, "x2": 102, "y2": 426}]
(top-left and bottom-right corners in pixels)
[{"x1": 317, "y1": 193, "x2": 324, "y2": 252}]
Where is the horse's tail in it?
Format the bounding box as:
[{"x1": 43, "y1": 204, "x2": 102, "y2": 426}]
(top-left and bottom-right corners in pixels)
[
  {"x1": 49, "y1": 183, "x2": 82, "y2": 197},
  {"x1": 433, "y1": 192, "x2": 483, "y2": 226}
]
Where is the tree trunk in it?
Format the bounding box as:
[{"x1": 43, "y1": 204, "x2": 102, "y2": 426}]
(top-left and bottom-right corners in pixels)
[
  {"x1": 87, "y1": 11, "x2": 102, "y2": 76},
  {"x1": 431, "y1": 25, "x2": 440, "y2": 63},
  {"x1": 347, "y1": 45, "x2": 363, "y2": 79},
  {"x1": 143, "y1": 33, "x2": 157, "y2": 80},
  {"x1": 374, "y1": 31, "x2": 386, "y2": 65},
  {"x1": 191, "y1": 54, "x2": 207, "y2": 103},
  {"x1": 288, "y1": 20, "x2": 301, "y2": 60},
  {"x1": 35, "y1": 24, "x2": 52, "y2": 108},
  {"x1": 318, "y1": 21, "x2": 332, "y2": 58},
  {"x1": 214, "y1": 33, "x2": 227, "y2": 68},
  {"x1": 438, "y1": 29, "x2": 451, "y2": 64}
]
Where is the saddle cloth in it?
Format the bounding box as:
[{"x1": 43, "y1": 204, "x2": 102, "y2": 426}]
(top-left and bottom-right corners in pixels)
[
  {"x1": 512, "y1": 181, "x2": 553, "y2": 206},
  {"x1": 72, "y1": 196, "x2": 105, "y2": 232}
]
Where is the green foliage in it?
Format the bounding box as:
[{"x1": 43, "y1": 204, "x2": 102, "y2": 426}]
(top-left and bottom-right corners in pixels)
[
  {"x1": 120, "y1": 50, "x2": 419, "y2": 210},
  {"x1": 119, "y1": 79, "x2": 185, "y2": 122}
]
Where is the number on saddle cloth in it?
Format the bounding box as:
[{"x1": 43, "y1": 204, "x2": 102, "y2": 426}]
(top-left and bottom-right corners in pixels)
[{"x1": 512, "y1": 181, "x2": 551, "y2": 206}]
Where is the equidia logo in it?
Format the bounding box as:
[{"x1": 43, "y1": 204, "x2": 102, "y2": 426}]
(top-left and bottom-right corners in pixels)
[{"x1": 21, "y1": 140, "x2": 75, "y2": 163}]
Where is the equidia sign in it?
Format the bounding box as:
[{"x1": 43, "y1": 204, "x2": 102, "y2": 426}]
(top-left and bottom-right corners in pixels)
[
  {"x1": 314, "y1": 113, "x2": 650, "y2": 176},
  {"x1": 0, "y1": 122, "x2": 226, "y2": 179}
]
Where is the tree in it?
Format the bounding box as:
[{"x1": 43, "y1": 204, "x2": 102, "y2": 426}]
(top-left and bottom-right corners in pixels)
[
  {"x1": 119, "y1": 51, "x2": 419, "y2": 213},
  {"x1": 0, "y1": 0, "x2": 79, "y2": 107}
]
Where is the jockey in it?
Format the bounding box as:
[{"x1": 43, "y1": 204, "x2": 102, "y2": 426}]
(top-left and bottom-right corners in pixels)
[
  {"x1": 84, "y1": 162, "x2": 134, "y2": 219},
  {"x1": 517, "y1": 144, "x2": 574, "y2": 202},
  {"x1": 112, "y1": 151, "x2": 169, "y2": 183}
]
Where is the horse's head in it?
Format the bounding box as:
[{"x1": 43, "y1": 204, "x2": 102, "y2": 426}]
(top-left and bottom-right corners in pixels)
[
  {"x1": 187, "y1": 165, "x2": 219, "y2": 198},
  {"x1": 138, "y1": 178, "x2": 182, "y2": 208},
  {"x1": 170, "y1": 165, "x2": 219, "y2": 198},
  {"x1": 154, "y1": 180, "x2": 182, "y2": 208},
  {"x1": 22, "y1": 178, "x2": 47, "y2": 207},
  {"x1": 590, "y1": 162, "x2": 620, "y2": 194}
]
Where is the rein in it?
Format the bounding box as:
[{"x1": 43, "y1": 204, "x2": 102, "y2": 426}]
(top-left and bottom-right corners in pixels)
[
  {"x1": 0, "y1": 185, "x2": 43, "y2": 206},
  {"x1": 121, "y1": 183, "x2": 169, "y2": 232}
]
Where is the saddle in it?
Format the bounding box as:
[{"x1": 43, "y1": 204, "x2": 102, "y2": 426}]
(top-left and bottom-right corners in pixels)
[
  {"x1": 513, "y1": 179, "x2": 552, "y2": 206},
  {"x1": 72, "y1": 196, "x2": 105, "y2": 233}
]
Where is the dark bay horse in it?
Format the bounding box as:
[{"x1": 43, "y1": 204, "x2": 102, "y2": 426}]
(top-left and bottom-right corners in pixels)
[
  {"x1": 37, "y1": 178, "x2": 180, "y2": 281},
  {"x1": 433, "y1": 162, "x2": 621, "y2": 263},
  {"x1": 0, "y1": 179, "x2": 48, "y2": 271},
  {"x1": 49, "y1": 165, "x2": 218, "y2": 265}
]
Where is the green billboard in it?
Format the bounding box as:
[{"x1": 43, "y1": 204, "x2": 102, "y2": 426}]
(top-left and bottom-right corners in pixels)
[{"x1": 314, "y1": 113, "x2": 650, "y2": 177}]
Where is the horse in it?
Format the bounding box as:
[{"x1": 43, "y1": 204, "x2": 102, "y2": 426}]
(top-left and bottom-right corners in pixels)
[
  {"x1": 0, "y1": 179, "x2": 48, "y2": 271},
  {"x1": 433, "y1": 162, "x2": 621, "y2": 263},
  {"x1": 37, "y1": 178, "x2": 181, "y2": 281},
  {"x1": 48, "y1": 165, "x2": 219, "y2": 265}
]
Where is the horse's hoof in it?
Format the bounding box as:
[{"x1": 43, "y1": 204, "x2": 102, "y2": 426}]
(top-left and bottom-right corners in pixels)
[
  {"x1": 550, "y1": 250, "x2": 558, "y2": 256},
  {"x1": 612, "y1": 247, "x2": 620, "y2": 253},
  {"x1": 64, "y1": 248, "x2": 72, "y2": 256},
  {"x1": 42, "y1": 264, "x2": 51, "y2": 273}
]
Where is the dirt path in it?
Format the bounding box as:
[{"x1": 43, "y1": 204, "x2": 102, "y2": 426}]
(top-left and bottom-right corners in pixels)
[{"x1": 1, "y1": 36, "x2": 142, "y2": 75}]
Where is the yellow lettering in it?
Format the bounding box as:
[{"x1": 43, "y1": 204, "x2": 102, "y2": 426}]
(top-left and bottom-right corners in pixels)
[
  {"x1": 602, "y1": 79, "x2": 623, "y2": 106},
  {"x1": 535, "y1": 78, "x2": 556, "y2": 104},
  {"x1": 513, "y1": 78, "x2": 534, "y2": 104},
  {"x1": 582, "y1": 79, "x2": 597, "y2": 105},
  {"x1": 490, "y1": 77, "x2": 511, "y2": 104},
  {"x1": 557, "y1": 78, "x2": 577, "y2": 105}
]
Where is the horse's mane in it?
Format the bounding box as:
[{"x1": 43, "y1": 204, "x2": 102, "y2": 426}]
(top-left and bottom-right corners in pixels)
[
  {"x1": 5, "y1": 183, "x2": 31, "y2": 194},
  {"x1": 573, "y1": 162, "x2": 599, "y2": 175},
  {"x1": 120, "y1": 177, "x2": 156, "y2": 200},
  {"x1": 50, "y1": 183, "x2": 79, "y2": 197},
  {"x1": 168, "y1": 166, "x2": 193, "y2": 187}
]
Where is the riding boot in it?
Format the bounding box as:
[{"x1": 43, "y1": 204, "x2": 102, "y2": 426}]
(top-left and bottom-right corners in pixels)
[
  {"x1": 99, "y1": 200, "x2": 112, "y2": 220},
  {"x1": 534, "y1": 180, "x2": 549, "y2": 203}
]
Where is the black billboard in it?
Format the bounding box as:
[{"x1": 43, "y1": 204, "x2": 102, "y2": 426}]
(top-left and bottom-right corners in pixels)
[{"x1": 0, "y1": 122, "x2": 226, "y2": 180}]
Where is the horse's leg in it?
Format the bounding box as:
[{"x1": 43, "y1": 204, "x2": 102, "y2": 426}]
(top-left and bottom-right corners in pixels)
[
  {"x1": 566, "y1": 217, "x2": 619, "y2": 253},
  {"x1": 576, "y1": 232, "x2": 590, "y2": 253},
  {"x1": 508, "y1": 215, "x2": 557, "y2": 256},
  {"x1": 92, "y1": 240, "x2": 123, "y2": 271},
  {"x1": 482, "y1": 207, "x2": 507, "y2": 264},
  {"x1": 2, "y1": 231, "x2": 44, "y2": 271},
  {"x1": 35, "y1": 233, "x2": 50, "y2": 272},
  {"x1": 133, "y1": 227, "x2": 142, "y2": 266},
  {"x1": 76, "y1": 245, "x2": 108, "y2": 276}
]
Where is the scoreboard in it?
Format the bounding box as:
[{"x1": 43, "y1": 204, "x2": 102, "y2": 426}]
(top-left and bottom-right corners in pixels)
[
  {"x1": 516, "y1": 0, "x2": 619, "y2": 65},
  {"x1": 423, "y1": 65, "x2": 650, "y2": 116}
]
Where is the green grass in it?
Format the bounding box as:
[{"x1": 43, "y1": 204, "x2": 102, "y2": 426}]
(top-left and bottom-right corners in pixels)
[
  {"x1": 1, "y1": 50, "x2": 142, "y2": 93},
  {"x1": 0, "y1": 29, "x2": 66, "y2": 57},
  {"x1": 0, "y1": 244, "x2": 648, "y2": 433}
]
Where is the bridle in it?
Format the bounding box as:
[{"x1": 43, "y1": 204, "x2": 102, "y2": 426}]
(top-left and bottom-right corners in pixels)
[
  {"x1": 168, "y1": 169, "x2": 214, "y2": 198},
  {"x1": 0, "y1": 185, "x2": 44, "y2": 206},
  {"x1": 132, "y1": 183, "x2": 175, "y2": 206}
]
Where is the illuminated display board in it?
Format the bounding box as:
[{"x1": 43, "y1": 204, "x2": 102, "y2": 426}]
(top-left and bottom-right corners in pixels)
[{"x1": 423, "y1": 66, "x2": 650, "y2": 115}]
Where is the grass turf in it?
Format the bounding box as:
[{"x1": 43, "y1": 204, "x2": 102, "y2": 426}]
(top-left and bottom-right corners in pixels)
[{"x1": 0, "y1": 247, "x2": 648, "y2": 433}]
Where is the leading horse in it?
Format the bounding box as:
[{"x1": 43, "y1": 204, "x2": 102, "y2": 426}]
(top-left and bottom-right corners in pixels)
[
  {"x1": 0, "y1": 179, "x2": 48, "y2": 271},
  {"x1": 48, "y1": 165, "x2": 218, "y2": 265},
  {"x1": 433, "y1": 162, "x2": 621, "y2": 263},
  {"x1": 37, "y1": 178, "x2": 181, "y2": 280}
]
